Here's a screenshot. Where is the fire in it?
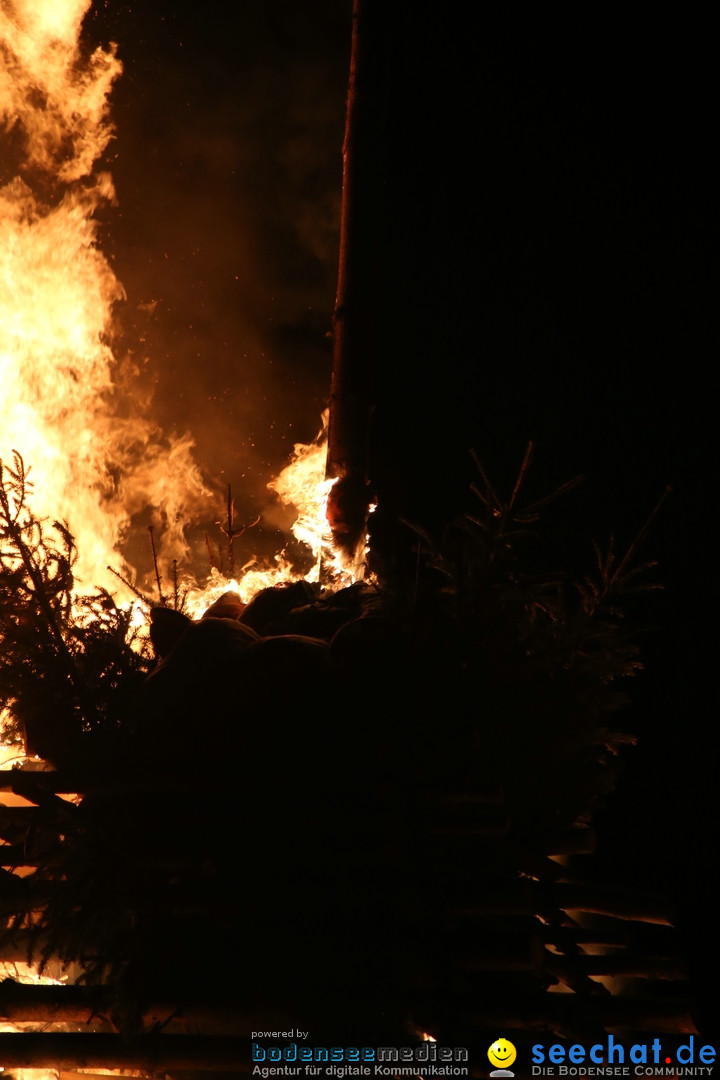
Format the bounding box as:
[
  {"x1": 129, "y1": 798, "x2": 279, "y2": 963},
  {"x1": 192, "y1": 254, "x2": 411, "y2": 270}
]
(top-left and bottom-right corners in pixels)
[
  {"x1": 268, "y1": 409, "x2": 367, "y2": 585},
  {"x1": 183, "y1": 415, "x2": 364, "y2": 617},
  {"x1": 1, "y1": 0, "x2": 366, "y2": 614},
  {"x1": 0, "y1": 0, "x2": 375, "y2": 668},
  {"x1": 1, "y1": 0, "x2": 211, "y2": 598}
]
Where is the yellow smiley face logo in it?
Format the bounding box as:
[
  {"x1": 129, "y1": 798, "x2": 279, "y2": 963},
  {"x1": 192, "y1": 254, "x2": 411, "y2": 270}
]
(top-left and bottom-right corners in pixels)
[{"x1": 488, "y1": 1039, "x2": 517, "y2": 1069}]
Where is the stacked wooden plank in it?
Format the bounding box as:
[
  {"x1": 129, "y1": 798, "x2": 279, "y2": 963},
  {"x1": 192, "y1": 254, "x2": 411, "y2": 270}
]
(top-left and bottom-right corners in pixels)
[{"x1": 0, "y1": 768, "x2": 698, "y2": 1076}]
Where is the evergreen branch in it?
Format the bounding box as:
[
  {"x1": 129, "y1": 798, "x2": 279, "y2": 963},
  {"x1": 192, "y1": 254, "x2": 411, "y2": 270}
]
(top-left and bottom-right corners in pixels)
[
  {"x1": 147, "y1": 525, "x2": 165, "y2": 607},
  {"x1": 612, "y1": 486, "x2": 672, "y2": 585},
  {"x1": 468, "y1": 448, "x2": 502, "y2": 511},
  {"x1": 508, "y1": 440, "x2": 534, "y2": 512},
  {"x1": 106, "y1": 566, "x2": 152, "y2": 608},
  {"x1": 519, "y1": 474, "x2": 584, "y2": 517},
  {"x1": 0, "y1": 455, "x2": 88, "y2": 716}
]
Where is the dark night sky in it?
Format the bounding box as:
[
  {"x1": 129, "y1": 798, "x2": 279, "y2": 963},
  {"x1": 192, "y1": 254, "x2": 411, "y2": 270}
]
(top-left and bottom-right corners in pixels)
[{"x1": 86, "y1": 1, "x2": 715, "y2": 1032}]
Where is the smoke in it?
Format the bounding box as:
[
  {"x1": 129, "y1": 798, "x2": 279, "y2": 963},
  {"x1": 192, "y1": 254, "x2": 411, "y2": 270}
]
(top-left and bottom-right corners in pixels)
[{"x1": 86, "y1": 1, "x2": 351, "y2": 571}]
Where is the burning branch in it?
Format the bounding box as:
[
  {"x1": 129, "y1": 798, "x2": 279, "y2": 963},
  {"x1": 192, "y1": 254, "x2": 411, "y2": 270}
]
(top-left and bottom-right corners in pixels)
[
  {"x1": 106, "y1": 565, "x2": 153, "y2": 609},
  {"x1": 219, "y1": 483, "x2": 260, "y2": 578},
  {"x1": 147, "y1": 525, "x2": 165, "y2": 607}
]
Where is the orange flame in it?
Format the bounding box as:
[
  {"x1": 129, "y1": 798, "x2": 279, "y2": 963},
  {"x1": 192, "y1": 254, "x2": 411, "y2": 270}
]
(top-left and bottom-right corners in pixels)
[
  {"x1": 184, "y1": 413, "x2": 368, "y2": 617},
  {"x1": 1, "y1": 1, "x2": 366, "y2": 615},
  {"x1": 1, "y1": 0, "x2": 212, "y2": 597}
]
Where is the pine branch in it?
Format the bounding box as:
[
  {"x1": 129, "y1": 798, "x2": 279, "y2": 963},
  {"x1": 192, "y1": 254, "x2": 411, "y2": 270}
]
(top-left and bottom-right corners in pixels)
[
  {"x1": 147, "y1": 525, "x2": 165, "y2": 607},
  {"x1": 0, "y1": 455, "x2": 91, "y2": 720},
  {"x1": 106, "y1": 566, "x2": 152, "y2": 608}
]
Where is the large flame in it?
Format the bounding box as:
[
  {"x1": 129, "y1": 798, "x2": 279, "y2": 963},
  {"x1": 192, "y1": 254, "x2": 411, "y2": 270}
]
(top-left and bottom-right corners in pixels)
[
  {"x1": 0, "y1": 0, "x2": 212, "y2": 597},
  {"x1": 1, "y1": 0, "x2": 365, "y2": 611}
]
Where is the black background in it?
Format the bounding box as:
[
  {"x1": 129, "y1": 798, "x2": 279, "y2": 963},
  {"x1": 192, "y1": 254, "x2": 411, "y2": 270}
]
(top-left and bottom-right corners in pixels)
[{"x1": 86, "y1": 1, "x2": 716, "y2": 1035}]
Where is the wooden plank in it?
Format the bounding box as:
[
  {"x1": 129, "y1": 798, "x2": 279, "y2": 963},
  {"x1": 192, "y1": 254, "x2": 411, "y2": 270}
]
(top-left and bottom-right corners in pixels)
[
  {"x1": 0, "y1": 983, "x2": 253, "y2": 1027},
  {"x1": 0, "y1": 1034, "x2": 245, "y2": 1069},
  {"x1": 460, "y1": 933, "x2": 545, "y2": 972},
  {"x1": 0, "y1": 984, "x2": 115, "y2": 1024},
  {"x1": 0, "y1": 770, "x2": 215, "y2": 795},
  {"x1": 0, "y1": 807, "x2": 52, "y2": 828},
  {"x1": 0, "y1": 770, "x2": 67, "y2": 792},
  {"x1": 473, "y1": 995, "x2": 697, "y2": 1034},
  {"x1": 571, "y1": 953, "x2": 688, "y2": 979},
  {"x1": 543, "y1": 952, "x2": 612, "y2": 997},
  {"x1": 542, "y1": 911, "x2": 680, "y2": 950},
  {"x1": 58, "y1": 1073, "x2": 148, "y2": 1080},
  {"x1": 554, "y1": 883, "x2": 674, "y2": 925},
  {"x1": 0, "y1": 840, "x2": 57, "y2": 867},
  {"x1": 450, "y1": 881, "x2": 673, "y2": 924},
  {"x1": 535, "y1": 827, "x2": 596, "y2": 855}
]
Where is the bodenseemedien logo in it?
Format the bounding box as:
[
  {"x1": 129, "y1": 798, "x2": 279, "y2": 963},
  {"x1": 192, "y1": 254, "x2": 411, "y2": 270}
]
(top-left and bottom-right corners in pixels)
[
  {"x1": 250, "y1": 1042, "x2": 469, "y2": 1076},
  {"x1": 488, "y1": 1038, "x2": 516, "y2": 1077}
]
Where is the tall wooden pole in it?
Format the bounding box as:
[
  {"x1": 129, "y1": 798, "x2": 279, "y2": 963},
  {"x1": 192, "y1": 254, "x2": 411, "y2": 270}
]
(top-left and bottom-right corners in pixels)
[{"x1": 326, "y1": 0, "x2": 383, "y2": 561}]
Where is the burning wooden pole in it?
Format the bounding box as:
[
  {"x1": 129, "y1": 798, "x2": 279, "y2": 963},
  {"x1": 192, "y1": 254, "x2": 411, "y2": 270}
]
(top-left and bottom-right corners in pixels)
[{"x1": 326, "y1": 0, "x2": 383, "y2": 561}]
